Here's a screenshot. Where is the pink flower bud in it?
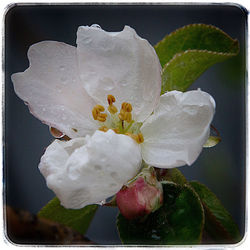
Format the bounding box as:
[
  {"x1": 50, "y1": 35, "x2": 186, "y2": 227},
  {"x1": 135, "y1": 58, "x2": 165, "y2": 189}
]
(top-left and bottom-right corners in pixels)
[{"x1": 116, "y1": 167, "x2": 163, "y2": 220}]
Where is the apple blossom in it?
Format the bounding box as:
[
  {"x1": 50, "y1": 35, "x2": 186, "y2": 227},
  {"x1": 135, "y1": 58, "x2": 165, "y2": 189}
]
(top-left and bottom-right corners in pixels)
[{"x1": 11, "y1": 24, "x2": 215, "y2": 209}]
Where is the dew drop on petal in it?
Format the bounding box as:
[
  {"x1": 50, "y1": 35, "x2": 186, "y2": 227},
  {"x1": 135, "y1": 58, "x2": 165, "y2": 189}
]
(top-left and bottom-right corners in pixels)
[
  {"x1": 60, "y1": 76, "x2": 67, "y2": 84},
  {"x1": 100, "y1": 77, "x2": 115, "y2": 91},
  {"x1": 104, "y1": 83, "x2": 114, "y2": 91},
  {"x1": 99, "y1": 199, "x2": 106, "y2": 205},
  {"x1": 59, "y1": 65, "x2": 65, "y2": 71},
  {"x1": 91, "y1": 24, "x2": 101, "y2": 29},
  {"x1": 120, "y1": 81, "x2": 128, "y2": 87}
]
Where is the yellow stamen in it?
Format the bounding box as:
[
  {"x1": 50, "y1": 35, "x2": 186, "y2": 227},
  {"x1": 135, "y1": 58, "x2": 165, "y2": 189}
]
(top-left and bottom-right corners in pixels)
[
  {"x1": 107, "y1": 95, "x2": 116, "y2": 105},
  {"x1": 125, "y1": 112, "x2": 132, "y2": 123},
  {"x1": 92, "y1": 108, "x2": 99, "y2": 120},
  {"x1": 118, "y1": 109, "x2": 126, "y2": 121},
  {"x1": 125, "y1": 132, "x2": 144, "y2": 144},
  {"x1": 121, "y1": 102, "x2": 132, "y2": 112},
  {"x1": 96, "y1": 113, "x2": 107, "y2": 122},
  {"x1": 136, "y1": 133, "x2": 144, "y2": 144},
  {"x1": 99, "y1": 126, "x2": 109, "y2": 132},
  {"x1": 108, "y1": 104, "x2": 118, "y2": 114},
  {"x1": 92, "y1": 95, "x2": 143, "y2": 143},
  {"x1": 92, "y1": 105, "x2": 107, "y2": 122},
  {"x1": 112, "y1": 128, "x2": 120, "y2": 134},
  {"x1": 95, "y1": 105, "x2": 105, "y2": 112}
]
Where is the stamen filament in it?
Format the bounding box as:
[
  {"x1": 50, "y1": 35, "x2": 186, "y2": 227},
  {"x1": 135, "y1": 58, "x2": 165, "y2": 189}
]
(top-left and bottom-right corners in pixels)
[{"x1": 123, "y1": 120, "x2": 135, "y2": 133}]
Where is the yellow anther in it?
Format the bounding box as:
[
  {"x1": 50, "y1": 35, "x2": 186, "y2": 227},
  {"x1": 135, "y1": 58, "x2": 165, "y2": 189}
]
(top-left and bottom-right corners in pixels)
[
  {"x1": 96, "y1": 113, "x2": 107, "y2": 122},
  {"x1": 92, "y1": 108, "x2": 99, "y2": 120},
  {"x1": 136, "y1": 133, "x2": 144, "y2": 144},
  {"x1": 119, "y1": 110, "x2": 132, "y2": 122},
  {"x1": 125, "y1": 132, "x2": 144, "y2": 144},
  {"x1": 118, "y1": 109, "x2": 126, "y2": 121},
  {"x1": 125, "y1": 112, "x2": 132, "y2": 123},
  {"x1": 107, "y1": 95, "x2": 116, "y2": 105},
  {"x1": 99, "y1": 126, "x2": 109, "y2": 132},
  {"x1": 112, "y1": 128, "x2": 120, "y2": 134},
  {"x1": 121, "y1": 102, "x2": 132, "y2": 112},
  {"x1": 95, "y1": 105, "x2": 105, "y2": 112},
  {"x1": 108, "y1": 104, "x2": 118, "y2": 114},
  {"x1": 92, "y1": 105, "x2": 107, "y2": 122}
]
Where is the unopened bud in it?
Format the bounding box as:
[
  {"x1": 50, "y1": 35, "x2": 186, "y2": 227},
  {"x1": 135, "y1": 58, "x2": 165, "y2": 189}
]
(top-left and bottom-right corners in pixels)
[{"x1": 116, "y1": 166, "x2": 163, "y2": 220}]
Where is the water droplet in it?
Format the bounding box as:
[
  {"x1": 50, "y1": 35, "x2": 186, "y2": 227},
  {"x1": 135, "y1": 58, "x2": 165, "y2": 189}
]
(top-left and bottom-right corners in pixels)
[
  {"x1": 120, "y1": 81, "x2": 128, "y2": 87},
  {"x1": 96, "y1": 199, "x2": 106, "y2": 206},
  {"x1": 91, "y1": 24, "x2": 101, "y2": 29},
  {"x1": 102, "y1": 79, "x2": 115, "y2": 91},
  {"x1": 59, "y1": 65, "x2": 65, "y2": 71},
  {"x1": 111, "y1": 172, "x2": 119, "y2": 180},
  {"x1": 151, "y1": 233, "x2": 161, "y2": 240},
  {"x1": 42, "y1": 107, "x2": 46, "y2": 112},
  {"x1": 60, "y1": 76, "x2": 67, "y2": 84}
]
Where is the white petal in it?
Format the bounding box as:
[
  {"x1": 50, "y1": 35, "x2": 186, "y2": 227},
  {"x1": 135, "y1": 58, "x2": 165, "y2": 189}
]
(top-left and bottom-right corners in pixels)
[
  {"x1": 141, "y1": 90, "x2": 215, "y2": 168},
  {"x1": 39, "y1": 130, "x2": 142, "y2": 209},
  {"x1": 12, "y1": 41, "x2": 98, "y2": 138},
  {"x1": 76, "y1": 25, "x2": 162, "y2": 122}
]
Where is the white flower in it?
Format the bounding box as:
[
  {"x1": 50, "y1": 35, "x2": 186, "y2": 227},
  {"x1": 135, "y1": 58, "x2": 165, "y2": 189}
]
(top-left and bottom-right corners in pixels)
[{"x1": 11, "y1": 25, "x2": 215, "y2": 209}]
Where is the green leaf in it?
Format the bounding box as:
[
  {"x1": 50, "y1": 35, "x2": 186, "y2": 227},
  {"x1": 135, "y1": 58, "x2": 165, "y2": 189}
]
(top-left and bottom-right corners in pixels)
[
  {"x1": 190, "y1": 181, "x2": 241, "y2": 243},
  {"x1": 154, "y1": 24, "x2": 239, "y2": 92},
  {"x1": 117, "y1": 182, "x2": 204, "y2": 245},
  {"x1": 38, "y1": 197, "x2": 98, "y2": 235},
  {"x1": 203, "y1": 135, "x2": 221, "y2": 148},
  {"x1": 155, "y1": 23, "x2": 239, "y2": 67}
]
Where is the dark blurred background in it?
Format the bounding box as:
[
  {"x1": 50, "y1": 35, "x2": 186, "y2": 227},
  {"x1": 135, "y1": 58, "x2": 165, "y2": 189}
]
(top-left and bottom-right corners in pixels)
[{"x1": 4, "y1": 4, "x2": 246, "y2": 244}]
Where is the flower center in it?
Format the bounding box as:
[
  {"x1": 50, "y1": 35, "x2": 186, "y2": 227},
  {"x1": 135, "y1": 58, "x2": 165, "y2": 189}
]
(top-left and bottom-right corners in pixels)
[{"x1": 92, "y1": 95, "x2": 144, "y2": 144}]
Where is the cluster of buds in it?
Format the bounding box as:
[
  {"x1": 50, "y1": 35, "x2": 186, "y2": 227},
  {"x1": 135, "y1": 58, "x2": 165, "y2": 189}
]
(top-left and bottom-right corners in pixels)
[{"x1": 116, "y1": 166, "x2": 163, "y2": 220}]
